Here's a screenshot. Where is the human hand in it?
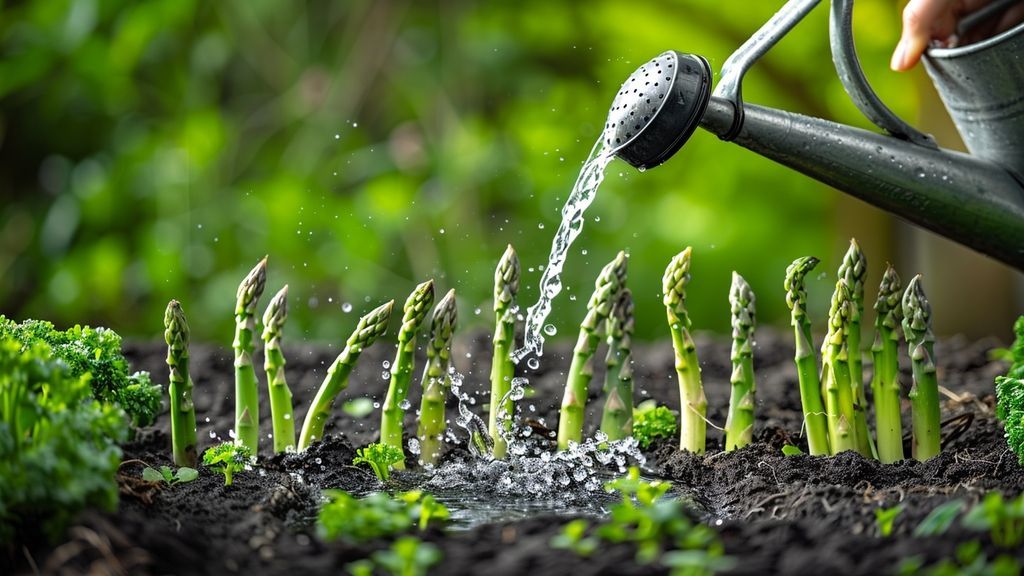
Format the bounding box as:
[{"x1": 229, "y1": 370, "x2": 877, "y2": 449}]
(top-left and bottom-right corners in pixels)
[{"x1": 891, "y1": 0, "x2": 1024, "y2": 71}]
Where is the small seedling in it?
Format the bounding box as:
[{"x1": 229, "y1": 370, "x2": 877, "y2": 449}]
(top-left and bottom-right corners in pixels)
[
  {"x1": 961, "y1": 492, "x2": 1024, "y2": 549},
  {"x1": 202, "y1": 442, "x2": 254, "y2": 486},
  {"x1": 550, "y1": 519, "x2": 598, "y2": 556},
  {"x1": 400, "y1": 491, "x2": 450, "y2": 531},
  {"x1": 353, "y1": 442, "x2": 405, "y2": 483},
  {"x1": 781, "y1": 444, "x2": 804, "y2": 456},
  {"x1": 318, "y1": 490, "x2": 449, "y2": 543},
  {"x1": 914, "y1": 499, "x2": 965, "y2": 537},
  {"x1": 875, "y1": 504, "x2": 903, "y2": 537},
  {"x1": 995, "y1": 316, "x2": 1024, "y2": 464},
  {"x1": 141, "y1": 465, "x2": 198, "y2": 487},
  {"x1": 632, "y1": 402, "x2": 677, "y2": 449},
  {"x1": 370, "y1": 536, "x2": 443, "y2": 576}
]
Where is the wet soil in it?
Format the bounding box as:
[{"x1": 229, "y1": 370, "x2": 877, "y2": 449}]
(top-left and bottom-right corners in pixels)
[{"x1": 13, "y1": 329, "x2": 1024, "y2": 575}]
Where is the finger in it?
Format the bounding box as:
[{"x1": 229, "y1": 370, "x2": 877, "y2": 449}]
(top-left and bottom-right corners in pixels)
[{"x1": 892, "y1": 0, "x2": 958, "y2": 70}]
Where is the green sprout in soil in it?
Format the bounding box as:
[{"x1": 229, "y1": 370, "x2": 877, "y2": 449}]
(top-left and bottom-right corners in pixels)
[
  {"x1": 489, "y1": 245, "x2": 520, "y2": 459},
  {"x1": 962, "y1": 491, "x2": 1024, "y2": 549},
  {"x1": 347, "y1": 536, "x2": 443, "y2": 576},
  {"x1": 417, "y1": 289, "x2": 458, "y2": 466},
  {"x1": 725, "y1": 272, "x2": 756, "y2": 451},
  {"x1": 822, "y1": 278, "x2": 860, "y2": 454},
  {"x1": 875, "y1": 504, "x2": 903, "y2": 537},
  {"x1": 601, "y1": 288, "x2": 635, "y2": 442},
  {"x1": 559, "y1": 250, "x2": 627, "y2": 450},
  {"x1": 898, "y1": 541, "x2": 1021, "y2": 576},
  {"x1": 0, "y1": 339, "x2": 126, "y2": 545},
  {"x1": 995, "y1": 316, "x2": 1024, "y2": 464},
  {"x1": 838, "y1": 239, "x2": 872, "y2": 457},
  {"x1": 262, "y1": 285, "x2": 295, "y2": 453},
  {"x1": 663, "y1": 248, "x2": 706, "y2": 454},
  {"x1": 0, "y1": 316, "x2": 160, "y2": 428},
  {"x1": 164, "y1": 300, "x2": 198, "y2": 467},
  {"x1": 783, "y1": 256, "x2": 829, "y2": 456},
  {"x1": 142, "y1": 465, "x2": 199, "y2": 487},
  {"x1": 353, "y1": 442, "x2": 405, "y2": 483},
  {"x1": 381, "y1": 280, "x2": 435, "y2": 468},
  {"x1": 317, "y1": 490, "x2": 449, "y2": 544},
  {"x1": 632, "y1": 401, "x2": 676, "y2": 449},
  {"x1": 872, "y1": 265, "x2": 905, "y2": 463},
  {"x1": 553, "y1": 467, "x2": 732, "y2": 574},
  {"x1": 903, "y1": 275, "x2": 941, "y2": 461},
  {"x1": 299, "y1": 300, "x2": 394, "y2": 451},
  {"x1": 202, "y1": 441, "x2": 253, "y2": 486},
  {"x1": 233, "y1": 256, "x2": 268, "y2": 455}
]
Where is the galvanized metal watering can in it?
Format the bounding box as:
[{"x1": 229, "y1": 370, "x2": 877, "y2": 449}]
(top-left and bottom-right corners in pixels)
[{"x1": 605, "y1": 0, "x2": 1024, "y2": 269}]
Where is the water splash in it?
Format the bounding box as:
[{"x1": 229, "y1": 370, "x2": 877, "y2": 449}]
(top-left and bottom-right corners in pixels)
[{"x1": 512, "y1": 140, "x2": 616, "y2": 364}]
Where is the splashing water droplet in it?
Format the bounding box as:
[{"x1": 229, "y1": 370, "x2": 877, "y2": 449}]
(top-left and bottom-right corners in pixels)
[
  {"x1": 342, "y1": 303, "x2": 353, "y2": 313},
  {"x1": 527, "y1": 357, "x2": 540, "y2": 370}
]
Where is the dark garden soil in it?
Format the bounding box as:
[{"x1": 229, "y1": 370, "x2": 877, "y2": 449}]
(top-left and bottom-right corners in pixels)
[{"x1": 16, "y1": 329, "x2": 1024, "y2": 575}]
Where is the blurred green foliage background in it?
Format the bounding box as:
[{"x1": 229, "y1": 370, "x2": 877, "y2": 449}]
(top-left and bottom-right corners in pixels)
[{"x1": 0, "y1": 0, "x2": 924, "y2": 343}]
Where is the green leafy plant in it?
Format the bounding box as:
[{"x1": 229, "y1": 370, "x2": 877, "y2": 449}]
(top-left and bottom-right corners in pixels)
[
  {"x1": 0, "y1": 316, "x2": 160, "y2": 427},
  {"x1": 875, "y1": 504, "x2": 903, "y2": 537},
  {"x1": 781, "y1": 444, "x2": 804, "y2": 456},
  {"x1": 142, "y1": 465, "x2": 199, "y2": 487},
  {"x1": 202, "y1": 442, "x2": 254, "y2": 486},
  {"x1": 663, "y1": 248, "x2": 706, "y2": 454},
  {"x1": 354, "y1": 442, "x2": 406, "y2": 482},
  {"x1": 559, "y1": 251, "x2": 627, "y2": 450},
  {"x1": 347, "y1": 536, "x2": 443, "y2": 576},
  {"x1": 317, "y1": 490, "x2": 449, "y2": 543},
  {"x1": 995, "y1": 316, "x2": 1024, "y2": 464},
  {"x1": 897, "y1": 540, "x2": 1021, "y2": 576},
  {"x1": 0, "y1": 339, "x2": 126, "y2": 544},
  {"x1": 233, "y1": 257, "x2": 268, "y2": 455},
  {"x1": 903, "y1": 275, "x2": 941, "y2": 461},
  {"x1": 632, "y1": 401, "x2": 677, "y2": 449},
  {"x1": 553, "y1": 467, "x2": 732, "y2": 575},
  {"x1": 961, "y1": 492, "x2": 1024, "y2": 549}
]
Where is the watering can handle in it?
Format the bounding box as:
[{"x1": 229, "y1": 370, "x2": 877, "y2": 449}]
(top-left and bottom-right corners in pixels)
[{"x1": 830, "y1": 0, "x2": 937, "y2": 148}]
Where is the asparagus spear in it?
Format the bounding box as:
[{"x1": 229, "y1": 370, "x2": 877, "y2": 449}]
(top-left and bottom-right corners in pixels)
[
  {"x1": 600, "y1": 288, "x2": 635, "y2": 442},
  {"x1": 557, "y1": 251, "x2": 627, "y2": 450},
  {"x1": 872, "y1": 265, "x2": 904, "y2": 463},
  {"x1": 784, "y1": 256, "x2": 830, "y2": 455},
  {"x1": 262, "y1": 285, "x2": 294, "y2": 453},
  {"x1": 822, "y1": 278, "x2": 860, "y2": 454},
  {"x1": 380, "y1": 280, "x2": 435, "y2": 468},
  {"x1": 164, "y1": 300, "x2": 197, "y2": 467},
  {"x1": 298, "y1": 300, "x2": 394, "y2": 451},
  {"x1": 902, "y1": 275, "x2": 941, "y2": 460},
  {"x1": 663, "y1": 248, "x2": 706, "y2": 454},
  {"x1": 725, "y1": 272, "x2": 756, "y2": 451},
  {"x1": 234, "y1": 257, "x2": 268, "y2": 455},
  {"x1": 417, "y1": 289, "x2": 458, "y2": 466},
  {"x1": 489, "y1": 246, "x2": 520, "y2": 459},
  {"x1": 838, "y1": 239, "x2": 872, "y2": 457}
]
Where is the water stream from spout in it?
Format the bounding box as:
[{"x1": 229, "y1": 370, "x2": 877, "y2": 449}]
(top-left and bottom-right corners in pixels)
[{"x1": 512, "y1": 139, "x2": 616, "y2": 364}]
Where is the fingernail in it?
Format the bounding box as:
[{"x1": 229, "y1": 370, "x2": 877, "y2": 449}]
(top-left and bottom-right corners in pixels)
[{"x1": 890, "y1": 40, "x2": 906, "y2": 71}]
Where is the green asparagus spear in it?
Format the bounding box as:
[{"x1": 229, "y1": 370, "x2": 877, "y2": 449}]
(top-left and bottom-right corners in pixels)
[
  {"x1": 872, "y1": 265, "x2": 904, "y2": 463},
  {"x1": 823, "y1": 278, "x2": 860, "y2": 454},
  {"x1": 489, "y1": 246, "x2": 520, "y2": 459},
  {"x1": 663, "y1": 248, "x2": 706, "y2": 454},
  {"x1": 558, "y1": 251, "x2": 628, "y2": 450},
  {"x1": 234, "y1": 257, "x2": 268, "y2": 455},
  {"x1": 417, "y1": 289, "x2": 458, "y2": 466},
  {"x1": 262, "y1": 285, "x2": 295, "y2": 453},
  {"x1": 380, "y1": 280, "x2": 435, "y2": 468},
  {"x1": 298, "y1": 300, "x2": 394, "y2": 451},
  {"x1": 725, "y1": 272, "x2": 756, "y2": 451},
  {"x1": 784, "y1": 256, "x2": 830, "y2": 455},
  {"x1": 902, "y1": 275, "x2": 941, "y2": 461},
  {"x1": 164, "y1": 300, "x2": 197, "y2": 467},
  {"x1": 600, "y1": 288, "x2": 635, "y2": 442},
  {"x1": 838, "y1": 239, "x2": 872, "y2": 457}
]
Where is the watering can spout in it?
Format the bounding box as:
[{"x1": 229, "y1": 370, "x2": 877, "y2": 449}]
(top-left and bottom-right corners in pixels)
[{"x1": 604, "y1": 0, "x2": 1024, "y2": 270}]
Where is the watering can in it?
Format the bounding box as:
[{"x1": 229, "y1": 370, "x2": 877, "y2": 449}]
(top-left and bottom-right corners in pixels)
[{"x1": 604, "y1": 0, "x2": 1024, "y2": 269}]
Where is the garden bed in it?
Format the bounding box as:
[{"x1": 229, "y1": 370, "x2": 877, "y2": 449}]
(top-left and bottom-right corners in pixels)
[{"x1": 24, "y1": 329, "x2": 1023, "y2": 575}]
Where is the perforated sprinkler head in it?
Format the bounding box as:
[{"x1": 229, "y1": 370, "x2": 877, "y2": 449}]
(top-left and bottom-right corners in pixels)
[{"x1": 603, "y1": 51, "x2": 713, "y2": 169}]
